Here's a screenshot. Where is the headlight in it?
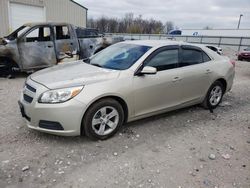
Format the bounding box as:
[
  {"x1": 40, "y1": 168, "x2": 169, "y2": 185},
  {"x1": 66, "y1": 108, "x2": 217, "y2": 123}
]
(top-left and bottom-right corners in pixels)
[{"x1": 38, "y1": 86, "x2": 83, "y2": 104}]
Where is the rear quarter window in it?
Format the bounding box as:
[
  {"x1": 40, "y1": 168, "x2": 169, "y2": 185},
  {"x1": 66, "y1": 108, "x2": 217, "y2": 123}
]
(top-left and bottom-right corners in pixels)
[{"x1": 203, "y1": 51, "x2": 211, "y2": 62}]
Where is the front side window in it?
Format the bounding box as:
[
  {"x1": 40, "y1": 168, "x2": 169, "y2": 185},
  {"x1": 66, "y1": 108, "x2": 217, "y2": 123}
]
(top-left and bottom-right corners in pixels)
[
  {"x1": 89, "y1": 43, "x2": 151, "y2": 70},
  {"x1": 180, "y1": 49, "x2": 203, "y2": 67},
  {"x1": 145, "y1": 49, "x2": 179, "y2": 71},
  {"x1": 24, "y1": 27, "x2": 51, "y2": 42}
]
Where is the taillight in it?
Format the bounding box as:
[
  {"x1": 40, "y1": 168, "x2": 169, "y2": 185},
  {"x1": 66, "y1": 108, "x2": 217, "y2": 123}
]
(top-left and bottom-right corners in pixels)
[{"x1": 230, "y1": 60, "x2": 235, "y2": 68}]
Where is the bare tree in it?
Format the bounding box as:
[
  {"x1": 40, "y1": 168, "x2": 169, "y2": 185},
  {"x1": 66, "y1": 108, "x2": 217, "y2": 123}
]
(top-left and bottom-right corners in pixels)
[
  {"x1": 164, "y1": 21, "x2": 174, "y2": 34},
  {"x1": 87, "y1": 13, "x2": 171, "y2": 34}
]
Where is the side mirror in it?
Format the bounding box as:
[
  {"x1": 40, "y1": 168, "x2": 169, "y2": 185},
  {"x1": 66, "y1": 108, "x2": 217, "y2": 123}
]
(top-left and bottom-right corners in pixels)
[{"x1": 140, "y1": 66, "x2": 157, "y2": 75}]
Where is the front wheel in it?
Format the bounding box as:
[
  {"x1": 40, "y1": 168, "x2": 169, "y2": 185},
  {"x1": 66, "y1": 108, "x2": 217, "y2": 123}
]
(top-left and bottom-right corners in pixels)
[
  {"x1": 0, "y1": 58, "x2": 16, "y2": 78},
  {"x1": 82, "y1": 98, "x2": 124, "y2": 140},
  {"x1": 202, "y1": 81, "x2": 224, "y2": 109}
]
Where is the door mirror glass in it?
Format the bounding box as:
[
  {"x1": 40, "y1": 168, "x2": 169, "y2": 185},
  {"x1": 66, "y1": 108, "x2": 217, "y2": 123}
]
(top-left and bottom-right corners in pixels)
[{"x1": 140, "y1": 66, "x2": 157, "y2": 75}]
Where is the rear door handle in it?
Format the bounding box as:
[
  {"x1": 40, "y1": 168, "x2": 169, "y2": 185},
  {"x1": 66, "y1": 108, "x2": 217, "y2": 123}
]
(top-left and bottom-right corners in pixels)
[
  {"x1": 206, "y1": 69, "x2": 212, "y2": 74},
  {"x1": 172, "y1": 77, "x2": 182, "y2": 82}
]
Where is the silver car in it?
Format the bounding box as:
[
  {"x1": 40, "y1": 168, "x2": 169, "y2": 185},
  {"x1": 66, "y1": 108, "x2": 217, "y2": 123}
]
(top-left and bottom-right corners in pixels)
[{"x1": 19, "y1": 40, "x2": 235, "y2": 140}]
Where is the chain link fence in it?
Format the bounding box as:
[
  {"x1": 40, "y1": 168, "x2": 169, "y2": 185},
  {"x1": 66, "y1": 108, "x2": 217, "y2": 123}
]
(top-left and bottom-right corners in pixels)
[{"x1": 109, "y1": 33, "x2": 250, "y2": 52}]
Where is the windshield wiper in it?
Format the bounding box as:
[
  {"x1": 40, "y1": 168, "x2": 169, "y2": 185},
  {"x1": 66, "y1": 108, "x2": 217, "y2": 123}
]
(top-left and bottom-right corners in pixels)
[
  {"x1": 91, "y1": 63, "x2": 103, "y2": 68},
  {"x1": 82, "y1": 57, "x2": 90, "y2": 63}
]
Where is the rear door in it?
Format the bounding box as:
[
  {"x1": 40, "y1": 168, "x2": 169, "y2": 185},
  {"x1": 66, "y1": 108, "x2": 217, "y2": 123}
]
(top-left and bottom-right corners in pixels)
[
  {"x1": 77, "y1": 29, "x2": 103, "y2": 59},
  {"x1": 18, "y1": 26, "x2": 57, "y2": 70},
  {"x1": 177, "y1": 45, "x2": 213, "y2": 104},
  {"x1": 53, "y1": 25, "x2": 79, "y2": 62}
]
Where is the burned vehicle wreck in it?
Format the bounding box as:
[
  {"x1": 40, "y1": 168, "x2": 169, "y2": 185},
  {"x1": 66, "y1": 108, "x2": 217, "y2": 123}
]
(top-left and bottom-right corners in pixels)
[{"x1": 0, "y1": 22, "x2": 123, "y2": 75}]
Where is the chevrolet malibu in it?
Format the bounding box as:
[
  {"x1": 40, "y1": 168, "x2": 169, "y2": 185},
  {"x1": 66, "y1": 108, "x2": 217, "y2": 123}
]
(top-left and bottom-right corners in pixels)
[{"x1": 19, "y1": 40, "x2": 235, "y2": 140}]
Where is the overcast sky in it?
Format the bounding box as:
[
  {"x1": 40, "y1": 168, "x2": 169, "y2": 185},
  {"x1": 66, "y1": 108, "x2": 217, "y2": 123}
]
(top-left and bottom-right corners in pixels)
[{"x1": 75, "y1": 0, "x2": 250, "y2": 29}]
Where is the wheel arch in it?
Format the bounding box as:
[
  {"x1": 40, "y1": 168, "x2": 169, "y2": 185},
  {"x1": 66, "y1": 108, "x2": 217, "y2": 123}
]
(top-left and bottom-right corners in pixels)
[
  {"x1": 215, "y1": 78, "x2": 227, "y2": 93},
  {"x1": 0, "y1": 56, "x2": 19, "y2": 69},
  {"x1": 80, "y1": 95, "x2": 129, "y2": 135}
]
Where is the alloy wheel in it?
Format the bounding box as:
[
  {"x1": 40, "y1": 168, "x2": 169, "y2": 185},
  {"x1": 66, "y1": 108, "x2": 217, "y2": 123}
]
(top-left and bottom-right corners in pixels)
[{"x1": 91, "y1": 106, "x2": 119, "y2": 136}]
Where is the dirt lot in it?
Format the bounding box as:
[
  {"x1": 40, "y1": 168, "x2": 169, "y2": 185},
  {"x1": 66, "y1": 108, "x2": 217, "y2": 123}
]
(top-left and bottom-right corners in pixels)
[{"x1": 0, "y1": 57, "x2": 250, "y2": 188}]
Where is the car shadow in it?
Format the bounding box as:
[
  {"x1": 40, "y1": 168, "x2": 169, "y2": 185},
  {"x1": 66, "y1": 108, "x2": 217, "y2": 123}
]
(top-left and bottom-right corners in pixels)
[
  {"x1": 24, "y1": 105, "x2": 209, "y2": 144},
  {"x1": 21, "y1": 93, "x2": 242, "y2": 145}
]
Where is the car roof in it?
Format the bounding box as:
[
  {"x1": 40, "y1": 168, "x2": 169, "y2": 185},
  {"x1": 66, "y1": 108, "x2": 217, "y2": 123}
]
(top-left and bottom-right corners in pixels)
[
  {"x1": 122, "y1": 40, "x2": 204, "y2": 49},
  {"x1": 23, "y1": 22, "x2": 70, "y2": 27}
]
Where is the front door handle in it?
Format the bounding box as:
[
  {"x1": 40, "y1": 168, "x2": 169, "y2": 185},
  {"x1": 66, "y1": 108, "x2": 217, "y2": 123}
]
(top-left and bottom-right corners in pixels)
[
  {"x1": 172, "y1": 77, "x2": 182, "y2": 82},
  {"x1": 47, "y1": 45, "x2": 53, "y2": 48}
]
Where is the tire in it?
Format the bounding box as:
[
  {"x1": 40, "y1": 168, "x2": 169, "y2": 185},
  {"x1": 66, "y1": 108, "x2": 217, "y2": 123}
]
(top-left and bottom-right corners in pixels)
[
  {"x1": 238, "y1": 57, "x2": 242, "y2": 61},
  {"x1": 202, "y1": 81, "x2": 225, "y2": 110},
  {"x1": 82, "y1": 98, "x2": 124, "y2": 140}
]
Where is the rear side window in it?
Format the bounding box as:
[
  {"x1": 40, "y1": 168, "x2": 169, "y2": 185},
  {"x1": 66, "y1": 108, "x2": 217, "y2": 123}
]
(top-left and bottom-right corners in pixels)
[
  {"x1": 54, "y1": 26, "x2": 70, "y2": 40},
  {"x1": 145, "y1": 49, "x2": 179, "y2": 71},
  {"x1": 76, "y1": 28, "x2": 99, "y2": 38},
  {"x1": 180, "y1": 49, "x2": 203, "y2": 67}
]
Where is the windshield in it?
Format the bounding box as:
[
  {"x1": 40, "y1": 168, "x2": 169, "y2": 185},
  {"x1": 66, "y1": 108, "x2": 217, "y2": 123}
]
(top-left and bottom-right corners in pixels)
[
  {"x1": 244, "y1": 47, "x2": 250, "y2": 51},
  {"x1": 89, "y1": 43, "x2": 152, "y2": 70},
  {"x1": 5, "y1": 26, "x2": 31, "y2": 40}
]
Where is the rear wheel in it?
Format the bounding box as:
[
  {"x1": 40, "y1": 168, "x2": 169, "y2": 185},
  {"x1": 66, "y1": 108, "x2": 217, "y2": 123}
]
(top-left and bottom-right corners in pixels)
[
  {"x1": 82, "y1": 98, "x2": 124, "y2": 140},
  {"x1": 202, "y1": 81, "x2": 224, "y2": 109}
]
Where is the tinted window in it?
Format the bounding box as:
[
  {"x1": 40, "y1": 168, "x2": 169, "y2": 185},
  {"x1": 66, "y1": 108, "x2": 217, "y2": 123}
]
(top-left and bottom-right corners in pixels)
[
  {"x1": 207, "y1": 46, "x2": 217, "y2": 52},
  {"x1": 180, "y1": 49, "x2": 203, "y2": 67},
  {"x1": 76, "y1": 28, "x2": 99, "y2": 38},
  {"x1": 203, "y1": 52, "x2": 211, "y2": 62},
  {"x1": 146, "y1": 49, "x2": 178, "y2": 71},
  {"x1": 169, "y1": 30, "x2": 182, "y2": 35}
]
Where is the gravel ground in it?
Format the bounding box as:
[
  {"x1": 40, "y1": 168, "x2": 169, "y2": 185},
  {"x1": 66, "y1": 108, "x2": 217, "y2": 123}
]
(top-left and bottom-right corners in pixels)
[{"x1": 0, "y1": 56, "x2": 250, "y2": 188}]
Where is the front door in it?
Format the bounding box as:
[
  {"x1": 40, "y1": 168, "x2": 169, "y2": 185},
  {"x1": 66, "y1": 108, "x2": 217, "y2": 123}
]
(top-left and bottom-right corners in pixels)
[
  {"x1": 18, "y1": 26, "x2": 57, "y2": 70},
  {"x1": 133, "y1": 46, "x2": 181, "y2": 117}
]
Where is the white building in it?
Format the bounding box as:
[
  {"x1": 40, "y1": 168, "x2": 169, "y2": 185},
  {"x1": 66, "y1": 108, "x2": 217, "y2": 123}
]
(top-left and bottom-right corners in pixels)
[
  {"x1": 181, "y1": 29, "x2": 250, "y2": 37},
  {"x1": 0, "y1": 0, "x2": 88, "y2": 36}
]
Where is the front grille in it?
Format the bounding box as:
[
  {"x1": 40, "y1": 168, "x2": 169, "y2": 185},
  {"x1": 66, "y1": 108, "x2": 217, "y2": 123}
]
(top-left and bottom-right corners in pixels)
[
  {"x1": 26, "y1": 84, "x2": 36, "y2": 93},
  {"x1": 23, "y1": 83, "x2": 36, "y2": 103},
  {"x1": 23, "y1": 94, "x2": 33, "y2": 103}
]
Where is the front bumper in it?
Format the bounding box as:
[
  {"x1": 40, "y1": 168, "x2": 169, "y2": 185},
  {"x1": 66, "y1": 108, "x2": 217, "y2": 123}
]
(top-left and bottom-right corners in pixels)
[{"x1": 19, "y1": 79, "x2": 87, "y2": 136}]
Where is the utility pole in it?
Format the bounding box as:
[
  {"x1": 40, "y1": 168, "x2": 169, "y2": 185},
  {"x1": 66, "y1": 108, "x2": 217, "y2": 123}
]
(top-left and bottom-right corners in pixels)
[{"x1": 237, "y1": 14, "x2": 243, "y2": 29}]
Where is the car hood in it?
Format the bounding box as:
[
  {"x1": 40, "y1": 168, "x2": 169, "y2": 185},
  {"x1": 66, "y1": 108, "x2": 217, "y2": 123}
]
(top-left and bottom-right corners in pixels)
[{"x1": 30, "y1": 61, "x2": 120, "y2": 89}]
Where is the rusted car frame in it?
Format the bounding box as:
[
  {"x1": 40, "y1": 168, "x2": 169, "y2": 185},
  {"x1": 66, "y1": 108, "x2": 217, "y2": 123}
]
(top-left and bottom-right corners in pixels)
[{"x1": 0, "y1": 22, "x2": 123, "y2": 75}]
